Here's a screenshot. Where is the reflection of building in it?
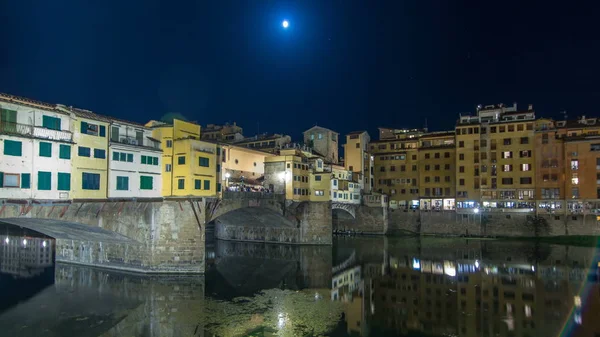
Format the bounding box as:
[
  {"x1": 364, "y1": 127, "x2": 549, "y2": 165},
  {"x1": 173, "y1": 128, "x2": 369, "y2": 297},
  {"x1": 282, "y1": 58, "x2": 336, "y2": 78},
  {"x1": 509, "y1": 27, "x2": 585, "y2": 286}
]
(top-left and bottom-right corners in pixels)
[{"x1": 1, "y1": 236, "x2": 53, "y2": 278}]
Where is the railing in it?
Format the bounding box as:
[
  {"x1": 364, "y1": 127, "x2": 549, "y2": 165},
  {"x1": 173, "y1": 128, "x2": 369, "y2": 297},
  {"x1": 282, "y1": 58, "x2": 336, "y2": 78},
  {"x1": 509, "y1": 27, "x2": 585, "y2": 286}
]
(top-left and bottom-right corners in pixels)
[
  {"x1": 0, "y1": 122, "x2": 73, "y2": 142},
  {"x1": 110, "y1": 135, "x2": 160, "y2": 149},
  {"x1": 222, "y1": 190, "x2": 284, "y2": 201}
]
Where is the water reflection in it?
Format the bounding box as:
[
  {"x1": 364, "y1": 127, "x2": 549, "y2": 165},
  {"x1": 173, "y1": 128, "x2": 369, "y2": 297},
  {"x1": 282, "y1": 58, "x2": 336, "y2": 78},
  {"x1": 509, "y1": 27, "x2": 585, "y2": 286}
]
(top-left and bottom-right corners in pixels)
[{"x1": 0, "y1": 235, "x2": 599, "y2": 336}]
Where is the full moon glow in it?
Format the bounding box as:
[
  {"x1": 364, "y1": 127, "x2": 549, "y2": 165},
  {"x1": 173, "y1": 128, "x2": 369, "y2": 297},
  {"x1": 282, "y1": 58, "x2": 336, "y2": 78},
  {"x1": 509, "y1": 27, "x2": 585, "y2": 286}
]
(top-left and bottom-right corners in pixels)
[{"x1": 282, "y1": 20, "x2": 289, "y2": 28}]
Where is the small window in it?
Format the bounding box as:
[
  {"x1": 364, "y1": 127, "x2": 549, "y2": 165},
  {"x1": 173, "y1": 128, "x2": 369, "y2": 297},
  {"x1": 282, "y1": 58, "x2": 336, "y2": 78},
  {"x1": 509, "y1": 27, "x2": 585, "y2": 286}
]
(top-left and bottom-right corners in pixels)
[
  {"x1": 94, "y1": 149, "x2": 106, "y2": 159},
  {"x1": 42, "y1": 115, "x2": 61, "y2": 130},
  {"x1": 21, "y1": 173, "x2": 30, "y2": 189},
  {"x1": 37, "y1": 171, "x2": 52, "y2": 191},
  {"x1": 57, "y1": 172, "x2": 71, "y2": 191},
  {"x1": 3, "y1": 140, "x2": 22, "y2": 156},
  {"x1": 178, "y1": 156, "x2": 186, "y2": 165},
  {"x1": 199, "y1": 157, "x2": 210, "y2": 167},
  {"x1": 165, "y1": 164, "x2": 172, "y2": 172},
  {"x1": 140, "y1": 176, "x2": 153, "y2": 190},
  {"x1": 116, "y1": 176, "x2": 129, "y2": 191},
  {"x1": 178, "y1": 178, "x2": 185, "y2": 189},
  {"x1": 204, "y1": 180, "x2": 211, "y2": 190},
  {"x1": 39, "y1": 142, "x2": 52, "y2": 157},
  {"x1": 78, "y1": 146, "x2": 91, "y2": 157},
  {"x1": 166, "y1": 140, "x2": 173, "y2": 148},
  {"x1": 82, "y1": 172, "x2": 100, "y2": 190},
  {"x1": 315, "y1": 175, "x2": 322, "y2": 181},
  {"x1": 59, "y1": 144, "x2": 71, "y2": 159},
  {"x1": 195, "y1": 179, "x2": 202, "y2": 189},
  {"x1": 2, "y1": 173, "x2": 19, "y2": 188},
  {"x1": 127, "y1": 153, "x2": 133, "y2": 162}
]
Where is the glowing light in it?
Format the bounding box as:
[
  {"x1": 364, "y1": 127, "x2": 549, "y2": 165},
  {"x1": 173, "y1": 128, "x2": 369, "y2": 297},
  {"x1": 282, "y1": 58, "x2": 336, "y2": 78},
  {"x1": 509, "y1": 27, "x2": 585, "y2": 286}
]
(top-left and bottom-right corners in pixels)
[
  {"x1": 277, "y1": 312, "x2": 287, "y2": 329},
  {"x1": 475, "y1": 260, "x2": 480, "y2": 268},
  {"x1": 224, "y1": 172, "x2": 231, "y2": 179},
  {"x1": 574, "y1": 296, "x2": 582, "y2": 308},
  {"x1": 22, "y1": 239, "x2": 27, "y2": 246},
  {"x1": 531, "y1": 265, "x2": 535, "y2": 272},
  {"x1": 282, "y1": 20, "x2": 289, "y2": 28},
  {"x1": 4, "y1": 237, "x2": 8, "y2": 244},
  {"x1": 279, "y1": 171, "x2": 289, "y2": 181},
  {"x1": 473, "y1": 208, "x2": 479, "y2": 213},
  {"x1": 412, "y1": 258, "x2": 420, "y2": 270},
  {"x1": 42, "y1": 241, "x2": 47, "y2": 248}
]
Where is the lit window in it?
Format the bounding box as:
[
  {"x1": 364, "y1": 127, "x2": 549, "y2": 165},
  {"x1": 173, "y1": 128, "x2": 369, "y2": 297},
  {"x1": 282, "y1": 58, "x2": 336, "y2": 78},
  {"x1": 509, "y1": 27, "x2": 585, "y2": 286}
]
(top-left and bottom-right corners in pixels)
[
  {"x1": 521, "y1": 163, "x2": 531, "y2": 171},
  {"x1": 572, "y1": 173, "x2": 579, "y2": 185}
]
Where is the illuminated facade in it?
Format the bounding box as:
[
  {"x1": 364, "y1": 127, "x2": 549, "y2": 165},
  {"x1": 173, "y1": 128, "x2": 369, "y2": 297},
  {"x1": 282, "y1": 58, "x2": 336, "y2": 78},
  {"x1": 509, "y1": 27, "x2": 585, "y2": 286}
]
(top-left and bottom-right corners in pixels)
[
  {"x1": 263, "y1": 148, "x2": 310, "y2": 201},
  {"x1": 343, "y1": 131, "x2": 373, "y2": 193},
  {"x1": 418, "y1": 131, "x2": 456, "y2": 210},
  {"x1": 303, "y1": 126, "x2": 340, "y2": 164}
]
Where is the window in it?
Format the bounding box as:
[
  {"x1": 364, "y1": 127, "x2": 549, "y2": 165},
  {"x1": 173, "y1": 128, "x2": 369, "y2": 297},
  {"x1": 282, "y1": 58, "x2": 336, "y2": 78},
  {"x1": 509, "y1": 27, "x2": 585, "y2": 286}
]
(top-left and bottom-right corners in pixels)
[
  {"x1": 194, "y1": 179, "x2": 201, "y2": 189},
  {"x1": 39, "y1": 142, "x2": 52, "y2": 157},
  {"x1": 503, "y1": 138, "x2": 511, "y2": 145},
  {"x1": 1, "y1": 108, "x2": 17, "y2": 124},
  {"x1": 318, "y1": 133, "x2": 323, "y2": 139},
  {"x1": 82, "y1": 172, "x2": 100, "y2": 190},
  {"x1": 520, "y1": 137, "x2": 529, "y2": 144},
  {"x1": 78, "y1": 146, "x2": 91, "y2": 157},
  {"x1": 127, "y1": 153, "x2": 133, "y2": 162},
  {"x1": 444, "y1": 164, "x2": 450, "y2": 170},
  {"x1": 425, "y1": 177, "x2": 430, "y2": 182},
  {"x1": 459, "y1": 166, "x2": 465, "y2": 173},
  {"x1": 412, "y1": 155, "x2": 417, "y2": 160},
  {"x1": 315, "y1": 190, "x2": 324, "y2": 196},
  {"x1": 116, "y1": 176, "x2": 129, "y2": 191},
  {"x1": 80, "y1": 121, "x2": 103, "y2": 136},
  {"x1": 161, "y1": 139, "x2": 171, "y2": 148},
  {"x1": 459, "y1": 179, "x2": 465, "y2": 186},
  {"x1": 3, "y1": 140, "x2": 22, "y2": 156},
  {"x1": 502, "y1": 151, "x2": 512, "y2": 159},
  {"x1": 459, "y1": 154, "x2": 464, "y2": 160},
  {"x1": 42, "y1": 115, "x2": 61, "y2": 130},
  {"x1": 521, "y1": 164, "x2": 531, "y2": 171},
  {"x1": 425, "y1": 165, "x2": 430, "y2": 171},
  {"x1": 315, "y1": 175, "x2": 322, "y2": 181},
  {"x1": 57, "y1": 172, "x2": 70, "y2": 191},
  {"x1": 37, "y1": 171, "x2": 51, "y2": 190},
  {"x1": 571, "y1": 160, "x2": 579, "y2": 170},
  {"x1": 459, "y1": 141, "x2": 464, "y2": 148},
  {"x1": 21, "y1": 173, "x2": 30, "y2": 188},
  {"x1": 199, "y1": 157, "x2": 210, "y2": 167},
  {"x1": 165, "y1": 164, "x2": 172, "y2": 172},
  {"x1": 502, "y1": 165, "x2": 512, "y2": 172},
  {"x1": 499, "y1": 126, "x2": 505, "y2": 133},
  {"x1": 390, "y1": 165, "x2": 396, "y2": 172},
  {"x1": 425, "y1": 153, "x2": 430, "y2": 159},
  {"x1": 94, "y1": 149, "x2": 106, "y2": 159},
  {"x1": 520, "y1": 177, "x2": 533, "y2": 184},
  {"x1": 2, "y1": 173, "x2": 19, "y2": 187},
  {"x1": 434, "y1": 176, "x2": 440, "y2": 183},
  {"x1": 571, "y1": 173, "x2": 579, "y2": 185},
  {"x1": 412, "y1": 165, "x2": 417, "y2": 171},
  {"x1": 501, "y1": 177, "x2": 513, "y2": 185},
  {"x1": 59, "y1": 144, "x2": 71, "y2": 159},
  {"x1": 572, "y1": 187, "x2": 579, "y2": 198},
  {"x1": 333, "y1": 180, "x2": 337, "y2": 186},
  {"x1": 434, "y1": 152, "x2": 440, "y2": 159},
  {"x1": 204, "y1": 180, "x2": 211, "y2": 190},
  {"x1": 178, "y1": 156, "x2": 186, "y2": 165},
  {"x1": 140, "y1": 176, "x2": 153, "y2": 190},
  {"x1": 178, "y1": 179, "x2": 185, "y2": 189},
  {"x1": 519, "y1": 150, "x2": 531, "y2": 158}
]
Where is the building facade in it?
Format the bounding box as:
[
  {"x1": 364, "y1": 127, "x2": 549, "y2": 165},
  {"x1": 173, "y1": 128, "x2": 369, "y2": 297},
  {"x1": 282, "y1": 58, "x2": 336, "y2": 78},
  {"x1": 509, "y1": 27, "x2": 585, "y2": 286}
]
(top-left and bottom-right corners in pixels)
[
  {"x1": 303, "y1": 126, "x2": 339, "y2": 164},
  {"x1": 331, "y1": 164, "x2": 361, "y2": 204},
  {"x1": 418, "y1": 131, "x2": 456, "y2": 210},
  {"x1": 201, "y1": 122, "x2": 243, "y2": 142},
  {"x1": 108, "y1": 119, "x2": 162, "y2": 199},
  {"x1": 220, "y1": 144, "x2": 273, "y2": 188},
  {"x1": 0, "y1": 95, "x2": 74, "y2": 201},
  {"x1": 233, "y1": 133, "x2": 291, "y2": 153},
  {"x1": 344, "y1": 131, "x2": 373, "y2": 194},
  {"x1": 263, "y1": 148, "x2": 310, "y2": 201}
]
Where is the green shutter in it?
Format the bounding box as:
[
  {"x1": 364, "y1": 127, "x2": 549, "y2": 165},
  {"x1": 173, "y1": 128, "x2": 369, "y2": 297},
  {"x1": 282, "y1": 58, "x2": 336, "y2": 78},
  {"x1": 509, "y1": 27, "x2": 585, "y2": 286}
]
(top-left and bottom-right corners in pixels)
[
  {"x1": 1, "y1": 109, "x2": 17, "y2": 123},
  {"x1": 42, "y1": 115, "x2": 61, "y2": 130},
  {"x1": 57, "y1": 172, "x2": 71, "y2": 191},
  {"x1": 178, "y1": 179, "x2": 185, "y2": 189},
  {"x1": 81, "y1": 121, "x2": 88, "y2": 133},
  {"x1": 217, "y1": 147, "x2": 221, "y2": 155},
  {"x1": 127, "y1": 153, "x2": 133, "y2": 162},
  {"x1": 199, "y1": 157, "x2": 209, "y2": 167},
  {"x1": 178, "y1": 156, "x2": 186, "y2": 165},
  {"x1": 216, "y1": 164, "x2": 221, "y2": 172},
  {"x1": 21, "y1": 173, "x2": 30, "y2": 188},
  {"x1": 3, "y1": 140, "x2": 22, "y2": 156},
  {"x1": 140, "y1": 176, "x2": 153, "y2": 190},
  {"x1": 116, "y1": 176, "x2": 129, "y2": 190},
  {"x1": 94, "y1": 149, "x2": 106, "y2": 159},
  {"x1": 141, "y1": 155, "x2": 147, "y2": 164},
  {"x1": 119, "y1": 152, "x2": 126, "y2": 161},
  {"x1": 59, "y1": 145, "x2": 71, "y2": 159},
  {"x1": 112, "y1": 151, "x2": 119, "y2": 160},
  {"x1": 39, "y1": 142, "x2": 52, "y2": 157},
  {"x1": 204, "y1": 180, "x2": 210, "y2": 190},
  {"x1": 0, "y1": 172, "x2": 3, "y2": 187},
  {"x1": 99, "y1": 125, "x2": 106, "y2": 137},
  {"x1": 194, "y1": 179, "x2": 201, "y2": 189},
  {"x1": 37, "y1": 171, "x2": 51, "y2": 190},
  {"x1": 153, "y1": 157, "x2": 158, "y2": 165},
  {"x1": 217, "y1": 183, "x2": 221, "y2": 192}
]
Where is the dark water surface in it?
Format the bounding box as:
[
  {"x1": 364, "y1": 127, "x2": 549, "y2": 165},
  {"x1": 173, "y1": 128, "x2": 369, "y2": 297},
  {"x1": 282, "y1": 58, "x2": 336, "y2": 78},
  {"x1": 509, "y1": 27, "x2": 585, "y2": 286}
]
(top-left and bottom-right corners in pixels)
[{"x1": 1, "y1": 233, "x2": 600, "y2": 337}]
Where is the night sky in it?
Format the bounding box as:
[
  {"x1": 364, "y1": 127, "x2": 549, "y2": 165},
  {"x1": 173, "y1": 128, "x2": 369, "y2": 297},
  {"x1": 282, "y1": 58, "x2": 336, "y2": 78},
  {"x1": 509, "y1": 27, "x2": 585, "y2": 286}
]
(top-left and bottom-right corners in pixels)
[{"x1": 1, "y1": 1, "x2": 600, "y2": 142}]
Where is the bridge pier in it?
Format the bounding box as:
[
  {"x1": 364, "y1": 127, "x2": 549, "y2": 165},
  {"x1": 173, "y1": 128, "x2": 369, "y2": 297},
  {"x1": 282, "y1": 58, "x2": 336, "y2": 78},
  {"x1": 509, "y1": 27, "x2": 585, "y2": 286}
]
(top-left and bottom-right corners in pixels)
[{"x1": 0, "y1": 200, "x2": 205, "y2": 274}]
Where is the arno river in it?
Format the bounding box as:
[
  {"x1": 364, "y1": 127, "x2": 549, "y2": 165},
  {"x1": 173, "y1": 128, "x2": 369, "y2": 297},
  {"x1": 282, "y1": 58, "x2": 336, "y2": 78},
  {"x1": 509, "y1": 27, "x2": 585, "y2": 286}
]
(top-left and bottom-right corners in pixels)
[{"x1": 1, "y1": 232, "x2": 599, "y2": 337}]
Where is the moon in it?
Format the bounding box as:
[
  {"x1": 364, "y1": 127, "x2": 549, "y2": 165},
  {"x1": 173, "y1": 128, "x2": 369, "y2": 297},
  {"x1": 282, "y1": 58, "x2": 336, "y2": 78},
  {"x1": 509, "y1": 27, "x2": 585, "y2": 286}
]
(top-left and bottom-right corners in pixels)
[{"x1": 282, "y1": 20, "x2": 289, "y2": 28}]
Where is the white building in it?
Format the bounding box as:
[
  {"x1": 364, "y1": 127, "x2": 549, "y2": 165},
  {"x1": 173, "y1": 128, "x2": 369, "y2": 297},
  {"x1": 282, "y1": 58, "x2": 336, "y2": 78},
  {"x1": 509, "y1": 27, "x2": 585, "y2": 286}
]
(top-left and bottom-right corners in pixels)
[
  {"x1": 108, "y1": 119, "x2": 162, "y2": 199},
  {"x1": 330, "y1": 164, "x2": 361, "y2": 204},
  {"x1": 0, "y1": 94, "x2": 73, "y2": 201}
]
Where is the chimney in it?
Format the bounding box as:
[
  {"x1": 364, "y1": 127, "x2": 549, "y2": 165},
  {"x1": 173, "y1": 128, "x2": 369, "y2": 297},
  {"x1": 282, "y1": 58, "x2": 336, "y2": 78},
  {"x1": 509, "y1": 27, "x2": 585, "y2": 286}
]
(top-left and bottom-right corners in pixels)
[{"x1": 528, "y1": 104, "x2": 533, "y2": 111}]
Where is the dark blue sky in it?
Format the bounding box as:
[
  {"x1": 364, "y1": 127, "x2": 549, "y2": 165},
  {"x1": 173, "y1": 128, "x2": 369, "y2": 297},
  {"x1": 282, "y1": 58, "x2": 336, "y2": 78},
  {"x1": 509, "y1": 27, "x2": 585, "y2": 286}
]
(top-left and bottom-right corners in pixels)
[{"x1": 1, "y1": 1, "x2": 599, "y2": 141}]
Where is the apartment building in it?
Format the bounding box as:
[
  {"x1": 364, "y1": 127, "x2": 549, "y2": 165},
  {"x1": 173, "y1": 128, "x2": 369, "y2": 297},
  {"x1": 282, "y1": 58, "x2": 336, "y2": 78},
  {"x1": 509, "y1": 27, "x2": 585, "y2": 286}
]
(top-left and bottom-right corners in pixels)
[
  {"x1": 303, "y1": 126, "x2": 340, "y2": 164},
  {"x1": 263, "y1": 148, "x2": 310, "y2": 201},
  {"x1": 418, "y1": 131, "x2": 456, "y2": 210},
  {"x1": 343, "y1": 131, "x2": 373, "y2": 194}
]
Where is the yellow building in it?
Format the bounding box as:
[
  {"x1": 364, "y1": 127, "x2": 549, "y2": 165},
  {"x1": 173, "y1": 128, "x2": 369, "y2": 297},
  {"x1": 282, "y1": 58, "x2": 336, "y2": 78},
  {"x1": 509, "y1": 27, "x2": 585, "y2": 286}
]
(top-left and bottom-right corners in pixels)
[
  {"x1": 456, "y1": 103, "x2": 536, "y2": 211},
  {"x1": 69, "y1": 108, "x2": 111, "y2": 200},
  {"x1": 343, "y1": 131, "x2": 373, "y2": 194},
  {"x1": 263, "y1": 148, "x2": 310, "y2": 201},
  {"x1": 370, "y1": 128, "x2": 423, "y2": 209},
  {"x1": 309, "y1": 158, "x2": 331, "y2": 202},
  {"x1": 147, "y1": 119, "x2": 219, "y2": 197},
  {"x1": 418, "y1": 131, "x2": 456, "y2": 210},
  {"x1": 220, "y1": 144, "x2": 274, "y2": 188}
]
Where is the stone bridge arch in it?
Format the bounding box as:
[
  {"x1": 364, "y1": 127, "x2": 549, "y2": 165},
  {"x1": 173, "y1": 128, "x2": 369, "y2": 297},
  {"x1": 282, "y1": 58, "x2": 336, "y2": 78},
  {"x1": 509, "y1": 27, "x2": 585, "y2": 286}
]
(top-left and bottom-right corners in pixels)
[
  {"x1": 205, "y1": 192, "x2": 286, "y2": 224},
  {"x1": 331, "y1": 202, "x2": 357, "y2": 218}
]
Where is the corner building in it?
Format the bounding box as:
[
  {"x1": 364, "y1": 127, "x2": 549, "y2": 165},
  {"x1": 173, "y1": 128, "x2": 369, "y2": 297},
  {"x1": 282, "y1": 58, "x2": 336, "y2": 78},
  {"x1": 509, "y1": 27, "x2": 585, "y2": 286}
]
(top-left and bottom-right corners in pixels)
[{"x1": 418, "y1": 131, "x2": 456, "y2": 210}]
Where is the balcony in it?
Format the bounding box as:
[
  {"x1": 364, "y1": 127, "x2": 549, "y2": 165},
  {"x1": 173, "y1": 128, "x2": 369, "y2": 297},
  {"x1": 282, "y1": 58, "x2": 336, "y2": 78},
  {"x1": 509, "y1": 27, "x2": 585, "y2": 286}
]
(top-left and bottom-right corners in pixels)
[
  {"x1": 111, "y1": 135, "x2": 160, "y2": 149},
  {"x1": 0, "y1": 122, "x2": 72, "y2": 142}
]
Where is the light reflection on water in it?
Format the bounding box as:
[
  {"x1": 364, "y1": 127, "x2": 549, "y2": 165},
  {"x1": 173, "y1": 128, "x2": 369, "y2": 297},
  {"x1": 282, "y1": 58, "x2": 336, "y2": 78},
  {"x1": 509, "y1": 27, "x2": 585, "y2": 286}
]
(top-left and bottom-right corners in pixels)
[{"x1": 0, "y1": 234, "x2": 599, "y2": 337}]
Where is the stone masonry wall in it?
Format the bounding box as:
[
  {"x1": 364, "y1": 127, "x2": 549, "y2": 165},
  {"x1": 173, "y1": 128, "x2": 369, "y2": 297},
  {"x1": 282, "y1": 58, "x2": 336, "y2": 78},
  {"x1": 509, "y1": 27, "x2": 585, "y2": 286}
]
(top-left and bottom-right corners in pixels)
[
  {"x1": 0, "y1": 200, "x2": 205, "y2": 273},
  {"x1": 298, "y1": 201, "x2": 332, "y2": 244}
]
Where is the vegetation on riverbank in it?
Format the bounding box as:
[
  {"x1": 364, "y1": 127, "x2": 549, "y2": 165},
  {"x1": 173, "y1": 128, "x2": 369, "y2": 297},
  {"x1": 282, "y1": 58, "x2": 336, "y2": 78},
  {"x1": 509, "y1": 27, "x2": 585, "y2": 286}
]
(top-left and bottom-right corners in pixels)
[{"x1": 504, "y1": 235, "x2": 600, "y2": 248}]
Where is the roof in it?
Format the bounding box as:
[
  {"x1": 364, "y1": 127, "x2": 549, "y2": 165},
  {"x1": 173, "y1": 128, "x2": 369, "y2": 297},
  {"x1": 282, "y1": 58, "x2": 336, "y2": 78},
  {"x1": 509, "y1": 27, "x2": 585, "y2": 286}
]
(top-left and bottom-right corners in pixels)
[
  {"x1": 347, "y1": 130, "x2": 367, "y2": 136},
  {"x1": 109, "y1": 116, "x2": 148, "y2": 128},
  {"x1": 0, "y1": 92, "x2": 64, "y2": 114},
  {"x1": 503, "y1": 110, "x2": 535, "y2": 116},
  {"x1": 303, "y1": 125, "x2": 339, "y2": 135},
  {"x1": 420, "y1": 131, "x2": 455, "y2": 138}
]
